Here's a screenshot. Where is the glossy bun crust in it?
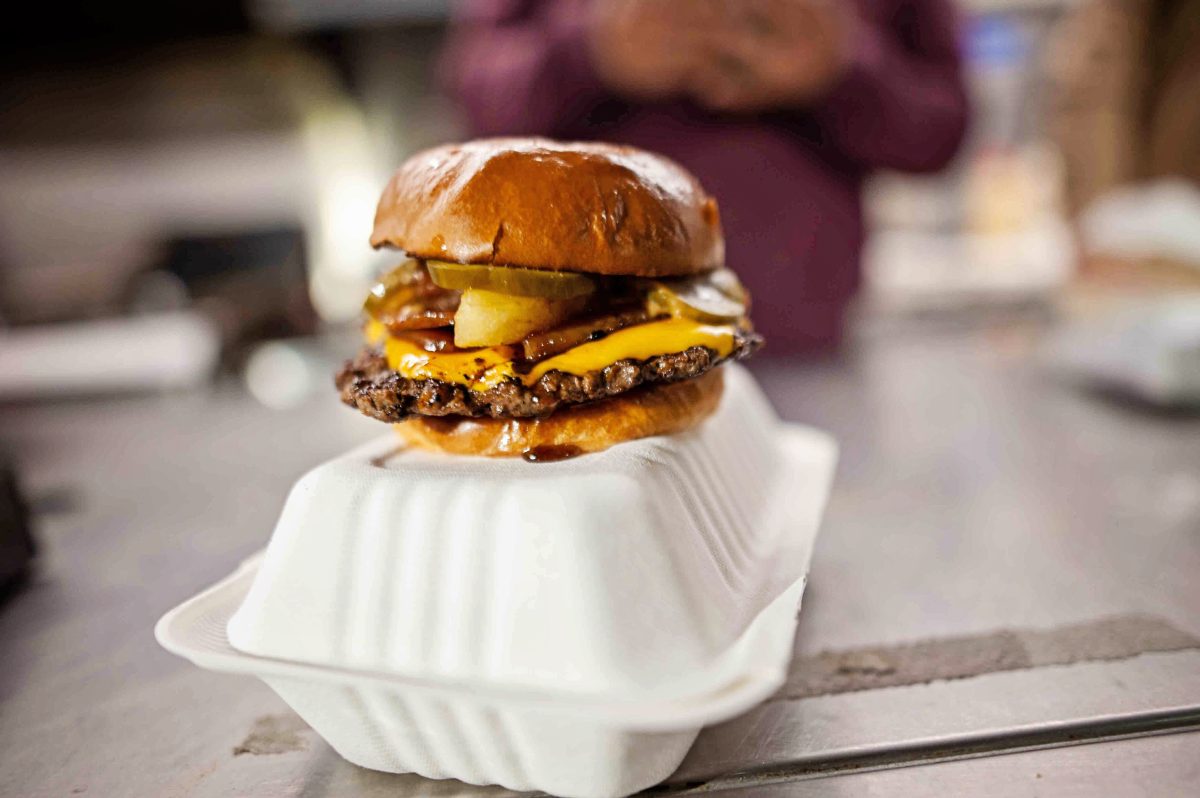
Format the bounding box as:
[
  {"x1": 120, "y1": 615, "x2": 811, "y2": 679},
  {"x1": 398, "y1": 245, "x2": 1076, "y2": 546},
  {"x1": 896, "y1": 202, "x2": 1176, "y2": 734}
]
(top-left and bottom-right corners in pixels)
[
  {"x1": 394, "y1": 368, "x2": 724, "y2": 457},
  {"x1": 371, "y1": 138, "x2": 724, "y2": 277}
]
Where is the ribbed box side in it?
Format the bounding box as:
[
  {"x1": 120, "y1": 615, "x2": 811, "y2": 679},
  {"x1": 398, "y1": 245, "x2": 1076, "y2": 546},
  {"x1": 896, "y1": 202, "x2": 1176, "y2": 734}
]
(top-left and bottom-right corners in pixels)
[
  {"x1": 231, "y1": 365, "x2": 795, "y2": 695},
  {"x1": 262, "y1": 676, "x2": 699, "y2": 798}
]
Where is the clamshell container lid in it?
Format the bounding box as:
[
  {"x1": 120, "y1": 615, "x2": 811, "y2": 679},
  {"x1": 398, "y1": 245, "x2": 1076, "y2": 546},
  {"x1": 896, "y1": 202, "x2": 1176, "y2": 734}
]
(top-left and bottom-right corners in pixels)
[{"x1": 227, "y1": 365, "x2": 832, "y2": 700}]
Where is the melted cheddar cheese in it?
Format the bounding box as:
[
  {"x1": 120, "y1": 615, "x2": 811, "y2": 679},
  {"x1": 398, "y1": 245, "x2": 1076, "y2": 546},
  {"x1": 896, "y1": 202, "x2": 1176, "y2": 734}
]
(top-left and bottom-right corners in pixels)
[
  {"x1": 369, "y1": 318, "x2": 737, "y2": 390},
  {"x1": 523, "y1": 319, "x2": 735, "y2": 383}
]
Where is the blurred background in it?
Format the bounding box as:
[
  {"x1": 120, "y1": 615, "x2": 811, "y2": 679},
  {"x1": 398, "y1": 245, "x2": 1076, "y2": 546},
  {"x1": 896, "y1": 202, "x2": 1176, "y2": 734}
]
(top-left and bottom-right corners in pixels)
[
  {"x1": 2, "y1": 3, "x2": 1199, "y2": 793},
  {"x1": 1, "y1": 0, "x2": 1198, "y2": 408},
  {"x1": 2, "y1": 0, "x2": 1200, "y2": 581},
  {"x1": 0, "y1": 0, "x2": 1197, "y2": 548}
]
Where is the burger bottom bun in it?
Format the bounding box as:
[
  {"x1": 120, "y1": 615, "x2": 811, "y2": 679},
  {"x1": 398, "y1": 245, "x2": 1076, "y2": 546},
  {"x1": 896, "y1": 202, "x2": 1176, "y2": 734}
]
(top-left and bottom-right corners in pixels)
[{"x1": 394, "y1": 368, "x2": 725, "y2": 458}]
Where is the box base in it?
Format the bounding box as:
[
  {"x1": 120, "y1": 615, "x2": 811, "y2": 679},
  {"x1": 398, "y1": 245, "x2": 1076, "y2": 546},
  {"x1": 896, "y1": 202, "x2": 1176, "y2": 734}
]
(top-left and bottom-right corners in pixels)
[{"x1": 267, "y1": 676, "x2": 699, "y2": 798}]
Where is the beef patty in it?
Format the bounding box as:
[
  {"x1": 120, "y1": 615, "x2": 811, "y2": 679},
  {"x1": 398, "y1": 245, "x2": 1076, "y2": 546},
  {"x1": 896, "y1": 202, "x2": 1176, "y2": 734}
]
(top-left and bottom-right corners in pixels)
[{"x1": 336, "y1": 330, "x2": 761, "y2": 421}]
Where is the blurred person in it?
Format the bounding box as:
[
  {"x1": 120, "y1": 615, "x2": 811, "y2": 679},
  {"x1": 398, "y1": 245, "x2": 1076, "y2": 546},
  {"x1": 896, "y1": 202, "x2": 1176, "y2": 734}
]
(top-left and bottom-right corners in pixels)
[{"x1": 442, "y1": 0, "x2": 969, "y2": 354}]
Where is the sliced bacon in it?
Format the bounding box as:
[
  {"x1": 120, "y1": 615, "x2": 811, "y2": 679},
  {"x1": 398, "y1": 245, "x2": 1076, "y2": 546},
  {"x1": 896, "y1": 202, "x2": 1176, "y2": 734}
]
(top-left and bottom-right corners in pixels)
[
  {"x1": 390, "y1": 328, "x2": 456, "y2": 351},
  {"x1": 519, "y1": 308, "x2": 656, "y2": 362},
  {"x1": 381, "y1": 307, "x2": 457, "y2": 333},
  {"x1": 390, "y1": 328, "x2": 518, "y2": 361},
  {"x1": 369, "y1": 261, "x2": 460, "y2": 333}
]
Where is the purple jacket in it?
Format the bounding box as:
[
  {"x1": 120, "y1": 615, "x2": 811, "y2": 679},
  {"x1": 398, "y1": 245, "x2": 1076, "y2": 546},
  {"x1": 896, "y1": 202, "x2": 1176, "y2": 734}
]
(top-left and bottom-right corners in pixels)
[{"x1": 441, "y1": 0, "x2": 969, "y2": 352}]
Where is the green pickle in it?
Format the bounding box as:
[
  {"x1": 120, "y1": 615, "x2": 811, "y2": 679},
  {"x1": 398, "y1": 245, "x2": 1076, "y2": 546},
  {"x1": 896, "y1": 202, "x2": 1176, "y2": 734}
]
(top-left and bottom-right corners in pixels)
[
  {"x1": 427, "y1": 260, "x2": 595, "y2": 299},
  {"x1": 647, "y1": 269, "x2": 747, "y2": 324},
  {"x1": 363, "y1": 259, "x2": 426, "y2": 320}
]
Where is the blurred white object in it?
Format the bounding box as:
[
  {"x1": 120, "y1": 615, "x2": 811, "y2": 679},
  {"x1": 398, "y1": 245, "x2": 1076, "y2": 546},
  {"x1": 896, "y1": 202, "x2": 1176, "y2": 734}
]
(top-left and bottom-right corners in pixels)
[
  {"x1": 243, "y1": 340, "x2": 317, "y2": 410},
  {"x1": 866, "y1": 145, "x2": 1073, "y2": 310},
  {"x1": 157, "y1": 366, "x2": 837, "y2": 797},
  {"x1": 0, "y1": 312, "x2": 220, "y2": 399},
  {"x1": 1043, "y1": 298, "x2": 1200, "y2": 405},
  {"x1": 297, "y1": 102, "x2": 392, "y2": 322},
  {"x1": 1080, "y1": 180, "x2": 1200, "y2": 267}
]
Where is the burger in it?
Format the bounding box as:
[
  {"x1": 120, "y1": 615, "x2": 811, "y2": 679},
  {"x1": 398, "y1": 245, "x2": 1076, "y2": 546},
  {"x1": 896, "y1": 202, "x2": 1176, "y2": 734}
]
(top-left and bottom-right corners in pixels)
[{"x1": 335, "y1": 138, "x2": 762, "y2": 459}]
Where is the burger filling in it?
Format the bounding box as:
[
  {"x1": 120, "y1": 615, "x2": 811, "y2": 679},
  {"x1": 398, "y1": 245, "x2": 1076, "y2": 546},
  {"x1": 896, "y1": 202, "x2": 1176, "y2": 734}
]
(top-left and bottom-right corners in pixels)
[{"x1": 337, "y1": 259, "x2": 761, "y2": 420}]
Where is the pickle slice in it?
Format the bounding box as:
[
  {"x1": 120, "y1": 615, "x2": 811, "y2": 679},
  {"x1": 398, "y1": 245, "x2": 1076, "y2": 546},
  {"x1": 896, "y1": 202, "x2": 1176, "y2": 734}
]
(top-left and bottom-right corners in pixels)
[
  {"x1": 427, "y1": 260, "x2": 595, "y2": 299},
  {"x1": 365, "y1": 260, "x2": 431, "y2": 318},
  {"x1": 647, "y1": 269, "x2": 748, "y2": 324},
  {"x1": 364, "y1": 259, "x2": 460, "y2": 331}
]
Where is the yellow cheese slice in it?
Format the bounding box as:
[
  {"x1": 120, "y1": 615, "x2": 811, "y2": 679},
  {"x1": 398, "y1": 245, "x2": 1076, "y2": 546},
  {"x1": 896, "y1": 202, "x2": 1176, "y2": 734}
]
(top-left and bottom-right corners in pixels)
[{"x1": 372, "y1": 318, "x2": 737, "y2": 391}]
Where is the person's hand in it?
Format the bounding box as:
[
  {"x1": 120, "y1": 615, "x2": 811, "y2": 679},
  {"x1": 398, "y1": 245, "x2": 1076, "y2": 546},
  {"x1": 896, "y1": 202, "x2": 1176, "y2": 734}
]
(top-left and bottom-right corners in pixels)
[
  {"x1": 688, "y1": 0, "x2": 857, "y2": 112},
  {"x1": 586, "y1": 0, "x2": 714, "y2": 101}
]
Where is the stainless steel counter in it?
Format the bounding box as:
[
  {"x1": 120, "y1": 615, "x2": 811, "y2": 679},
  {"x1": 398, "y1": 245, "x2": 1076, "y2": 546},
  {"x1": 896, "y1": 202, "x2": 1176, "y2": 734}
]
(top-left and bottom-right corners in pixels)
[{"x1": 2, "y1": 325, "x2": 1198, "y2": 796}]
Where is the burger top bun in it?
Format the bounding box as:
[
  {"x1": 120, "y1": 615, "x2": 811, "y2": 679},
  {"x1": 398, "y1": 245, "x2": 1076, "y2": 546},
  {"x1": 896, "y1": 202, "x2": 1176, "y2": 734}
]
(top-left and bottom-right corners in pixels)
[{"x1": 370, "y1": 138, "x2": 724, "y2": 277}]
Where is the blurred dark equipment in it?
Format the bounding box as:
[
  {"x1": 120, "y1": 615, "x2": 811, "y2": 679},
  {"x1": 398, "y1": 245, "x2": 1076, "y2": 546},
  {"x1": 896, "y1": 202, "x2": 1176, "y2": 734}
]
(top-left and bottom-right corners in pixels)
[
  {"x1": 146, "y1": 227, "x2": 318, "y2": 357},
  {"x1": 0, "y1": 39, "x2": 333, "y2": 329},
  {"x1": 0, "y1": 1, "x2": 247, "y2": 64},
  {"x1": 0, "y1": 462, "x2": 35, "y2": 595},
  {"x1": 0, "y1": 228, "x2": 314, "y2": 402}
]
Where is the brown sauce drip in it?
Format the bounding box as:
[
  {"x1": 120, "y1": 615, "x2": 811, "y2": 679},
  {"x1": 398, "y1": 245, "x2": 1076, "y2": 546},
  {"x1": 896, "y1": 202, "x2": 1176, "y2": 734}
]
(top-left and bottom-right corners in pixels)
[
  {"x1": 521, "y1": 444, "x2": 583, "y2": 463},
  {"x1": 368, "y1": 445, "x2": 407, "y2": 467}
]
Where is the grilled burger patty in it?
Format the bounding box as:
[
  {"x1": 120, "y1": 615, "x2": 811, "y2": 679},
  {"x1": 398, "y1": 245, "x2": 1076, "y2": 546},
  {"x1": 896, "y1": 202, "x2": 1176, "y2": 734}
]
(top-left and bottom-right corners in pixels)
[{"x1": 336, "y1": 331, "x2": 762, "y2": 421}]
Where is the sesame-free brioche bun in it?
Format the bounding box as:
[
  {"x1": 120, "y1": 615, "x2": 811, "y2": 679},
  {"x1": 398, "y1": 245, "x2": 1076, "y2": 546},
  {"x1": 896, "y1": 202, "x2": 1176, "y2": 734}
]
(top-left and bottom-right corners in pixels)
[
  {"x1": 371, "y1": 138, "x2": 724, "y2": 277},
  {"x1": 394, "y1": 368, "x2": 724, "y2": 457}
]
